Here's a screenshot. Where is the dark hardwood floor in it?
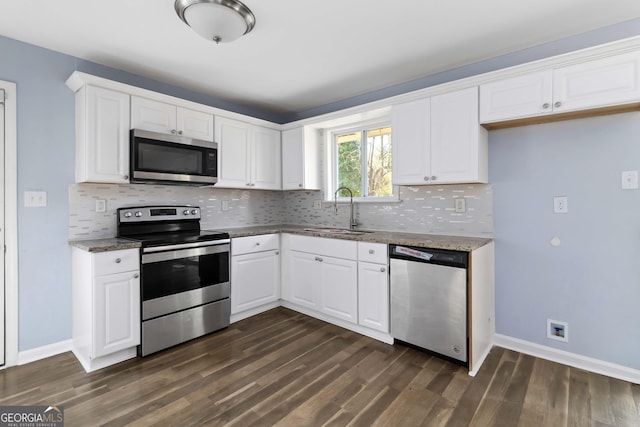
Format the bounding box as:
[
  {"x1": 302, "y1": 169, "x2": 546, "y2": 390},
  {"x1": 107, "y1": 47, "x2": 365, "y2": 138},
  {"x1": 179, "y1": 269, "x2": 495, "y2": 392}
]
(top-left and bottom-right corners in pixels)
[{"x1": 1, "y1": 308, "x2": 638, "y2": 426}]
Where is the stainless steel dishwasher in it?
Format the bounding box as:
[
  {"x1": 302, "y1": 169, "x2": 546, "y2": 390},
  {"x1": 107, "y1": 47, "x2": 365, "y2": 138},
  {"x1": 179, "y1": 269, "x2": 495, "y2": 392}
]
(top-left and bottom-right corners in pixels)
[{"x1": 390, "y1": 244, "x2": 468, "y2": 364}]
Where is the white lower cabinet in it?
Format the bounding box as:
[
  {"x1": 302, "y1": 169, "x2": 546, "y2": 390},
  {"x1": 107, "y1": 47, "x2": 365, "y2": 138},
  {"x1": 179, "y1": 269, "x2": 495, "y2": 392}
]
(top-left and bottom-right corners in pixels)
[
  {"x1": 284, "y1": 235, "x2": 359, "y2": 325},
  {"x1": 72, "y1": 248, "x2": 140, "y2": 372},
  {"x1": 357, "y1": 262, "x2": 389, "y2": 333},
  {"x1": 357, "y1": 242, "x2": 389, "y2": 333},
  {"x1": 231, "y1": 235, "x2": 280, "y2": 319}
]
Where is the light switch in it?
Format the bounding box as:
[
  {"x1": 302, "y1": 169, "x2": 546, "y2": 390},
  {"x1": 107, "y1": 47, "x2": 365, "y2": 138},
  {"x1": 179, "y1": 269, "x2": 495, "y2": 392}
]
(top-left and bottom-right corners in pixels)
[
  {"x1": 24, "y1": 191, "x2": 47, "y2": 208},
  {"x1": 95, "y1": 199, "x2": 106, "y2": 212},
  {"x1": 621, "y1": 170, "x2": 638, "y2": 190},
  {"x1": 553, "y1": 196, "x2": 568, "y2": 214}
]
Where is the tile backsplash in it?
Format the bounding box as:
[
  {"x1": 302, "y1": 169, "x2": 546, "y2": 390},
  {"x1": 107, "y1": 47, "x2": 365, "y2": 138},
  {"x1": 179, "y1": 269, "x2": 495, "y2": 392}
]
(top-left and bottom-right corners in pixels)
[{"x1": 69, "y1": 183, "x2": 493, "y2": 240}]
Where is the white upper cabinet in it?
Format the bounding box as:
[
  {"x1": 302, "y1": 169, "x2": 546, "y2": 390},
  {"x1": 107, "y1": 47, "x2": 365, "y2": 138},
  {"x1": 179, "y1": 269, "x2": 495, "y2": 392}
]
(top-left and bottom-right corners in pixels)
[
  {"x1": 131, "y1": 96, "x2": 215, "y2": 141},
  {"x1": 215, "y1": 116, "x2": 281, "y2": 190},
  {"x1": 281, "y1": 127, "x2": 321, "y2": 190},
  {"x1": 392, "y1": 87, "x2": 488, "y2": 185},
  {"x1": 479, "y1": 71, "x2": 553, "y2": 122},
  {"x1": 75, "y1": 85, "x2": 131, "y2": 184},
  {"x1": 480, "y1": 51, "x2": 640, "y2": 124},
  {"x1": 553, "y1": 51, "x2": 640, "y2": 112},
  {"x1": 391, "y1": 98, "x2": 431, "y2": 185},
  {"x1": 431, "y1": 87, "x2": 488, "y2": 184}
]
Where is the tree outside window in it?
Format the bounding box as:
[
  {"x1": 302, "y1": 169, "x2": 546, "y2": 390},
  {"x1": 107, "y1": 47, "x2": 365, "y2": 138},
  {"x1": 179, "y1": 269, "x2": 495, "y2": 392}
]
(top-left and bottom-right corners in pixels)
[{"x1": 335, "y1": 126, "x2": 392, "y2": 199}]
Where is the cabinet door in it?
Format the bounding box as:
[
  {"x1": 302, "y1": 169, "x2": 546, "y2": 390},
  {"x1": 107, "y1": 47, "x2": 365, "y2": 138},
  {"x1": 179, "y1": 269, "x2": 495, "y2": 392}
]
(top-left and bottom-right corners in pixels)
[
  {"x1": 215, "y1": 117, "x2": 251, "y2": 188},
  {"x1": 431, "y1": 87, "x2": 488, "y2": 184},
  {"x1": 358, "y1": 262, "x2": 389, "y2": 333},
  {"x1": 231, "y1": 250, "x2": 280, "y2": 314},
  {"x1": 391, "y1": 98, "x2": 431, "y2": 185},
  {"x1": 177, "y1": 107, "x2": 214, "y2": 141},
  {"x1": 131, "y1": 96, "x2": 177, "y2": 135},
  {"x1": 281, "y1": 128, "x2": 304, "y2": 190},
  {"x1": 553, "y1": 51, "x2": 640, "y2": 112},
  {"x1": 320, "y1": 256, "x2": 358, "y2": 323},
  {"x1": 93, "y1": 271, "x2": 140, "y2": 358},
  {"x1": 81, "y1": 86, "x2": 130, "y2": 183},
  {"x1": 289, "y1": 251, "x2": 322, "y2": 310},
  {"x1": 479, "y1": 70, "x2": 553, "y2": 122},
  {"x1": 252, "y1": 126, "x2": 281, "y2": 190}
]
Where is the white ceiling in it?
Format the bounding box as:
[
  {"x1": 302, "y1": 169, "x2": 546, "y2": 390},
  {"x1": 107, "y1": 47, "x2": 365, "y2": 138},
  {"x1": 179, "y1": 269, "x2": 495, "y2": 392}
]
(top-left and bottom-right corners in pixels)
[{"x1": 1, "y1": 0, "x2": 640, "y2": 117}]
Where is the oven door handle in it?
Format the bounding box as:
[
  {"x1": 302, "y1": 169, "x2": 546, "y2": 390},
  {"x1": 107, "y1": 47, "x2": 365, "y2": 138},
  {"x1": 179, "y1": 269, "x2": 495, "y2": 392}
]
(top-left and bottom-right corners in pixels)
[
  {"x1": 142, "y1": 239, "x2": 230, "y2": 254},
  {"x1": 142, "y1": 242, "x2": 230, "y2": 264}
]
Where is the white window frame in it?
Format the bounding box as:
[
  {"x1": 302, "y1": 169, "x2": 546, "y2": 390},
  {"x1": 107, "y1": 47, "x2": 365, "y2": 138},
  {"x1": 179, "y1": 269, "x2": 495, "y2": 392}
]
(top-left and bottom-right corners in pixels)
[{"x1": 325, "y1": 118, "x2": 398, "y2": 203}]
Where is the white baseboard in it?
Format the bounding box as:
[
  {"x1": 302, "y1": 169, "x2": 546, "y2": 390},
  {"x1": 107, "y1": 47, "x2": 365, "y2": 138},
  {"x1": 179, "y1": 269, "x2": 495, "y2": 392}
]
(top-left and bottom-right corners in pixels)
[
  {"x1": 230, "y1": 301, "x2": 281, "y2": 324},
  {"x1": 17, "y1": 339, "x2": 73, "y2": 366},
  {"x1": 494, "y1": 334, "x2": 640, "y2": 385}
]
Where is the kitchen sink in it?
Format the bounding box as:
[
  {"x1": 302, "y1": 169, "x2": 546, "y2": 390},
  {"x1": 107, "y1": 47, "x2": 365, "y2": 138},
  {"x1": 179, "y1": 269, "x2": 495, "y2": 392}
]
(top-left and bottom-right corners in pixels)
[{"x1": 303, "y1": 228, "x2": 373, "y2": 235}]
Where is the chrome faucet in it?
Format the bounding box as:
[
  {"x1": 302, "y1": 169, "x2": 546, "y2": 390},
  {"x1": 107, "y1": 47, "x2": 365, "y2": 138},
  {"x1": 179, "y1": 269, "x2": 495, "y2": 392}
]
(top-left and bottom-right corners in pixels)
[{"x1": 334, "y1": 186, "x2": 358, "y2": 229}]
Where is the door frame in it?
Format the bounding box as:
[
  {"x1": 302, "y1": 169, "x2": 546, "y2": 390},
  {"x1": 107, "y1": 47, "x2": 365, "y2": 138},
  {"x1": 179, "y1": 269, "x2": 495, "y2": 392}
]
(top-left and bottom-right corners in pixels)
[{"x1": 1, "y1": 81, "x2": 18, "y2": 367}]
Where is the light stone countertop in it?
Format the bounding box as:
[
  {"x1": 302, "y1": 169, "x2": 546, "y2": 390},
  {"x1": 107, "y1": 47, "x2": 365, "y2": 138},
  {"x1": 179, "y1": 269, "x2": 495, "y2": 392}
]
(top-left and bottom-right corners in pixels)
[
  {"x1": 69, "y1": 238, "x2": 141, "y2": 253},
  {"x1": 216, "y1": 224, "x2": 492, "y2": 252},
  {"x1": 69, "y1": 224, "x2": 492, "y2": 253}
]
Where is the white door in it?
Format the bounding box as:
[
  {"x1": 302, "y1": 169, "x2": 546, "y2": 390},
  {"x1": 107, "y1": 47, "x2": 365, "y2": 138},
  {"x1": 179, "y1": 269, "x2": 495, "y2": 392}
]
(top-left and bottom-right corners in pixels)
[
  {"x1": 0, "y1": 88, "x2": 5, "y2": 365},
  {"x1": 231, "y1": 250, "x2": 280, "y2": 314},
  {"x1": 320, "y1": 256, "x2": 358, "y2": 323},
  {"x1": 252, "y1": 126, "x2": 281, "y2": 190},
  {"x1": 391, "y1": 98, "x2": 431, "y2": 185}
]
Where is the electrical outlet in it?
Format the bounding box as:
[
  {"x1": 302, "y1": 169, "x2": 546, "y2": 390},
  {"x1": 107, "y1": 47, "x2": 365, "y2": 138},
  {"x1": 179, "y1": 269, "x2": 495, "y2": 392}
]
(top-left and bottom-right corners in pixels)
[
  {"x1": 221, "y1": 200, "x2": 229, "y2": 211},
  {"x1": 313, "y1": 200, "x2": 322, "y2": 209},
  {"x1": 547, "y1": 319, "x2": 568, "y2": 342},
  {"x1": 95, "y1": 199, "x2": 106, "y2": 213},
  {"x1": 24, "y1": 191, "x2": 47, "y2": 208},
  {"x1": 553, "y1": 196, "x2": 568, "y2": 214},
  {"x1": 454, "y1": 198, "x2": 466, "y2": 213}
]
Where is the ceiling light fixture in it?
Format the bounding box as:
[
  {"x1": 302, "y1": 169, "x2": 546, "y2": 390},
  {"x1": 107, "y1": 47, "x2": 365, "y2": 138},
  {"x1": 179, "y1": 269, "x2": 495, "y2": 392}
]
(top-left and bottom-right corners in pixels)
[{"x1": 175, "y1": 0, "x2": 256, "y2": 44}]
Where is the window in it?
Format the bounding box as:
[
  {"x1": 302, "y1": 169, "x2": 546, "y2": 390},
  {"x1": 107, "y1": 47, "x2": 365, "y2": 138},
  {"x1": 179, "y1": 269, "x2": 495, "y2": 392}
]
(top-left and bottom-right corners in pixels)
[{"x1": 331, "y1": 124, "x2": 395, "y2": 201}]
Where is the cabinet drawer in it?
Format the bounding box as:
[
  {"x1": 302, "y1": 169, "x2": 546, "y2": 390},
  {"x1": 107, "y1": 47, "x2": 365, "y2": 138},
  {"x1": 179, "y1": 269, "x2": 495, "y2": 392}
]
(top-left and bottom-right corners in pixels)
[
  {"x1": 232, "y1": 234, "x2": 279, "y2": 255},
  {"x1": 289, "y1": 234, "x2": 357, "y2": 260},
  {"x1": 358, "y1": 242, "x2": 388, "y2": 264},
  {"x1": 94, "y1": 249, "x2": 139, "y2": 276}
]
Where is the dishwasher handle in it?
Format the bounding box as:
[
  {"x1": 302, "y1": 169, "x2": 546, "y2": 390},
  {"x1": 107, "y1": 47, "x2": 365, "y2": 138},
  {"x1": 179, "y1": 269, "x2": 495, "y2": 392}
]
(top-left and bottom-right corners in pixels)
[{"x1": 389, "y1": 244, "x2": 468, "y2": 269}]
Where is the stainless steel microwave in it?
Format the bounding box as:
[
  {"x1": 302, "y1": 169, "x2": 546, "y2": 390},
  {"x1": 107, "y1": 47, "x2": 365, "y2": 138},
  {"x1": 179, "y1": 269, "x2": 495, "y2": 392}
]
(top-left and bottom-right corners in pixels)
[{"x1": 130, "y1": 129, "x2": 218, "y2": 186}]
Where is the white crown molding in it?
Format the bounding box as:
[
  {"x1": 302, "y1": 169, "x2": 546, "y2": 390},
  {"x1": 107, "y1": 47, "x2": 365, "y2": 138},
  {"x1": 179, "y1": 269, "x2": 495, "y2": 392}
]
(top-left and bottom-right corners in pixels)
[{"x1": 494, "y1": 334, "x2": 640, "y2": 385}]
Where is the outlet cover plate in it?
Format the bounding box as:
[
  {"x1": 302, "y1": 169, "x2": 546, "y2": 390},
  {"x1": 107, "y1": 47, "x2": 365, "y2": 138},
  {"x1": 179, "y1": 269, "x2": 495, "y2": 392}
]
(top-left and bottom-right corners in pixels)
[{"x1": 454, "y1": 198, "x2": 466, "y2": 213}]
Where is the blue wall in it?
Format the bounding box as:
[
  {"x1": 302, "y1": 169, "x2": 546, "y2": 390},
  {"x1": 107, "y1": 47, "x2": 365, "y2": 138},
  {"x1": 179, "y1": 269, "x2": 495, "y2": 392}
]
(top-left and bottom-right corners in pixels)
[{"x1": 489, "y1": 113, "x2": 640, "y2": 369}]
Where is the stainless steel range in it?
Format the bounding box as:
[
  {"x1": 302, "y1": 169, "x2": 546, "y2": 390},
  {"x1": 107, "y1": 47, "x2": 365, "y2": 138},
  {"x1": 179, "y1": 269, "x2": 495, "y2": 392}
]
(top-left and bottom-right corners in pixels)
[{"x1": 117, "y1": 205, "x2": 230, "y2": 356}]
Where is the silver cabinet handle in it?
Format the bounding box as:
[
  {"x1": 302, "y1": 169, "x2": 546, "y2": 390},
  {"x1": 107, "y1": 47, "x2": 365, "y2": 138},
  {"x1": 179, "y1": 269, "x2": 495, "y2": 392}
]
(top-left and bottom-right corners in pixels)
[
  {"x1": 123, "y1": 174, "x2": 129, "y2": 180},
  {"x1": 133, "y1": 273, "x2": 139, "y2": 279},
  {"x1": 423, "y1": 176, "x2": 430, "y2": 181},
  {"x1": 255, "y1": 242, "x2": 260, "y2": 246},
  {"x1": 315, "y1": 256, "x2": 323, "y2": 262},
  {"x1": 542, "y1": 102, "x2": 550, "y2": 109},
  {"x1": 178, "y1": 130, "x2": 183, "y2": 135},
  {"x1": 431, "y1": 176, "x2": 437, "y2": 181},
  {"x1": 554, "y1": 101, "x2": 562, "y2": 108},
  {"x1": 115, "y1": 258, "x2": 121, "y2": 263},
  {"x1": 275, "y1": 251, "x2": 279, "y2": 255},
  {"x1": 170, "y1": 129, "x2": 177, "y2": 134},
  {"x1": 298, "y1": 184, "x2": 303, "y2": 188},
  {"x1": 380, "y1": 267, "x2": 386, "y2": 273},
  {"x1": 369, "y1": 249, "x2": 374, "y2": 254}
]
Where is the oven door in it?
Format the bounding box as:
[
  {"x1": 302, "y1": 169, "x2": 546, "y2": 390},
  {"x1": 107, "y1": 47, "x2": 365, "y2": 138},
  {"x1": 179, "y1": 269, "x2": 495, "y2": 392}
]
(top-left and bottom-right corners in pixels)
[{"x1": 141, "y1": 241, "x2": 230, "y2": 320}]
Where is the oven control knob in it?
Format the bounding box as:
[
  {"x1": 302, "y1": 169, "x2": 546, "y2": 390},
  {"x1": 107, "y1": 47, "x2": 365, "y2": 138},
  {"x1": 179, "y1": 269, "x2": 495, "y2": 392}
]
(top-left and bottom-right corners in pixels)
[
  {"x1": 135, "y1": 211, "x2": 143, "y2": 218},
  {"x1": 191, "y1": 209, "x2": 198, "y2": 215},
  {"x1": 123, "y1": 211, "x2": 132, "y2": 218},
  {"x1": 183, "y1": 210, "x2": 190, "y2": 215}
]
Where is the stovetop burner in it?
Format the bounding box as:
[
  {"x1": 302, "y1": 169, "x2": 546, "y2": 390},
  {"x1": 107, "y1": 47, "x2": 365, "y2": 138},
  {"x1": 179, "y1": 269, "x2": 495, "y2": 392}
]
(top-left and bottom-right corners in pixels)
[
  {"x1": 116, "y1": 205, "x2": 229, "y2": 247},
  {"x1": 124, "y1": 229, "x2": 229, "y2": 248}
]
